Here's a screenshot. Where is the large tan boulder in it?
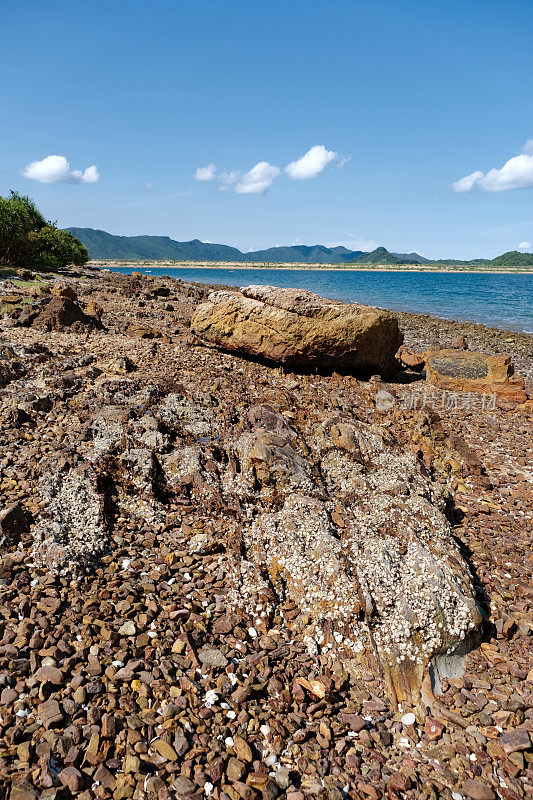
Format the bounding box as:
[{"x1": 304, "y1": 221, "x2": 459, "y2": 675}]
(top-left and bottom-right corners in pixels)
[
  {"x1": 424, "y1": 348, "x2": 527, "y2": 402},
  {"x1": 191, "y1": 285, "x2": 402, "y2": 374}
]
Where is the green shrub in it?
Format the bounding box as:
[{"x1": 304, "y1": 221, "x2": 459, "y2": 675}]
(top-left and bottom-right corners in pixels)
[{"x1": 0, "y1": 191, "x2": 88, "y2": 269}]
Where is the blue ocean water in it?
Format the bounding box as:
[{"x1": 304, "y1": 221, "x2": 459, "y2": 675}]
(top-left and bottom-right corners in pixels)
[{"x1": 107, "y1": 267, "x2": 533, "y2": 333}]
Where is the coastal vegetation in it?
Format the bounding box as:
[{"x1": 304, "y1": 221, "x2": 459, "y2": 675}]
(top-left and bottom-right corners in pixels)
[{"x1": 0, "y1": 192, "x2": 88, "y2": 270}]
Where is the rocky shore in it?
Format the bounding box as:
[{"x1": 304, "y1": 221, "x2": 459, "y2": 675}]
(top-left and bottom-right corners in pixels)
[{"x1": 0, "y1": 268, "x2": 531, "y2": 800}]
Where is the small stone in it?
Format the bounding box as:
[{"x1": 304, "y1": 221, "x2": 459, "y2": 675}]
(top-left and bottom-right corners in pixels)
[
  {"x1": 118, "y1": 620, "x2": 136, "y2": 636},
  {"x1": 462, "y1": 779, "x2": 496, "y2": 800},
  {"x1": 171, "y1": 776, "x2": 195, "y2": 795},
  {"x1": 153, "y1": 739, "x2": 178, "y2": 761},
  {"x1": 38, "y1": 698, "x2": 63, "y2": 729},
  {"x1": 9, "y1": 785, "x2": 38, "y2": 800},
  {"x1": 387, "y1": 773, "x2": 411, "y2": 791},
  {"x1": 273, "y1": 768, "x2": 290, "y2": 790},
  {"x1": 233, "y1": 736, "x2": 253, "y2": 763},
  {"x1": 94, "y1": 765, "x2": 117, "y2": 790},
  {"x1": 198, "y1": 647, "x2": 228, "y2": 668},
  {"x1": 401, "y1": 712, "x2": 416, "y2": 726},
  {"x1": 101, "y1": 713, "x2": 116, "y2": 738},
  {"x1": 16, "y1": 741, "x2": 32, "y2": 762},
  {"x1": 499, "y1": 727, "x2": 531, "y2": 753},
  {"x1": 339, "y1": 713, "x2": 366, "y2": 732},
  {"x1": 60, "y1": 766, "x2": 84, "y2": 793},
  {"x1": 424, "y1": 716, "x2": 444, "y2": 740},
  {"x1": 0, "y1": 687, "x2": 18, "y2": 705},
  {"x1": 227, "y1": 757, "x2": 246, "y2": 782},
  {"x1": 34, "y1": 665, "x2": 63, "y2": 685}
]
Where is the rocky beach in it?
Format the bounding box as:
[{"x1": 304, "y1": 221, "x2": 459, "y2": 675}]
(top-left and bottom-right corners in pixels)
[{"x1": 0, "y1": 267, "x2": 531, "y2": 800}]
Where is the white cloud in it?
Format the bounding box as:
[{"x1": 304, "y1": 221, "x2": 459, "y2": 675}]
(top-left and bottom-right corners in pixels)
[
  {"x1": 194, "y1": 163, "x2": 217, "y2": 181},
  {"x1": 518, "y1": 241, "x2": 532, "y2": 250},
  {"x1": 23, "y1": 155, "x2": 99, "y2": 184},
  {"x1": 452, "y1": 170, "x2": 484, "y2": 193},
  {"x1": 453, "y1": 140, "x2": 533, "y2": 192},
  {"x1": 327, "y1": 234, "x2": 379, "y2": 251},
  {"x1": 285, "y1": 145, "x2": 337, "y2": 179},
  {"x1": 235, "y1": 161, "x2": 280, "y2": 195},
  {"x1": 219, "y1": 170, "x2": 240, "y2": 185}
]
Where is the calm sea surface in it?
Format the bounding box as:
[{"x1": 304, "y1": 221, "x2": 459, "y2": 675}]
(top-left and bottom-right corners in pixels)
[{"x1": 108, "y1": 267, "x2": 533, "y2": 333}]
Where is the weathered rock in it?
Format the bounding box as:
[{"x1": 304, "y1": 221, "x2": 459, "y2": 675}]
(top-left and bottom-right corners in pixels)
[
  {"x1": 0, "y1": 502, "x2": 31, "y2": 548},
  {"x1": 51, "y1": 282, "x2": 77, "y2": 301},
  {"x1": 462, "y1": 779, "x2": 496, "y2": 800},
  {"x1": 191, "y1": 285, "x2": 402, "y2": 374},
  {"x1": 398, "y1": 348, "x2": 426, "y2": 371},
  {"x1": 228, "y1": 416, "x2": 482, "y2": 709},
  {"x1": 59, "y1": 766, "x2": 83, "y2": 792},
  {"x1": 37, "y1": 698, "x2": 63, "y2": 729},
  {"x1": 34, "y1": 665, "x2": 63, "y2": 685},
  {"x1": 126, "y1": 324, "x2": 162, "y2": 338},
  {"x1": 424, "y1": 348, "x2": 527, "y2": 401},
  {"x1": 85, "y1": 300, "x2": 104, "y2": 318},
  {"x1": 499, "y1": 727, "x2": 531, "y2": 753},
  {"x1": 32, "y1": 465, "x2": 109, "y2": 575},
  {"x1": 30, "y1": 297, "x2": 101, "y2": 331}
]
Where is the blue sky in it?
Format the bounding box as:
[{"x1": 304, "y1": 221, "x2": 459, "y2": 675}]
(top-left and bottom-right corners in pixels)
[{"x1": 1, "y1": 0, "x2": 532, "y2": 258}]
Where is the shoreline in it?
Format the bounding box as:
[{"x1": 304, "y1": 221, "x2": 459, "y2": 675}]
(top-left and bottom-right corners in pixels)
[
  {"x1": 92, "y1": 264, "x2": 533, "y2": 336},
  {"x1": 90, "y1": 260, "x2": 533, "y2": 275}
]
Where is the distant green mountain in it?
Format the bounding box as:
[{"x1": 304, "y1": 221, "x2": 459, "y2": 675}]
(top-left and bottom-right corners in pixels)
[
  {"x1": 489, "y1": 250, "x2": 533, "y2": 267},
  {"x1": 349, "y1": 247, "x2": 426, "y2": 265},
  {"x1": 66, "y1": 228, "x2": 365, "y2": 263},
  {"x1": 65, "y1": 228, "x2": 533, "y2": 267},
  {"x1": 66, "y1": 229, "x2": 245, "y2": 261}
]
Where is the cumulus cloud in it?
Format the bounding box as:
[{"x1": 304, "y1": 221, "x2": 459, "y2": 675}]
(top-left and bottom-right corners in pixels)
[
  {"x1": 235, "y1": 161, "x2": 280, "y2": 195},
  {"x1": 518, "y1": 241, "x2": 532, "y2": 250},
  {"x1": 23, "y1": 155, "x2": 99, "y2": 184},
  {"x1": 196, "y1": 144, "x2": 341, "y2": 195},
  {"x1": 452, "y1": 170, "x2": 484, "y2": 193},
  {"x1": 194, "y1": 163, "x2": 217, "y2": 181},
  {"x1": 285, "y1": 145, "x2": 337, "y2": 179},
  {"x1": 453, "y1": 141, "x2": 533, "y2": 192}
]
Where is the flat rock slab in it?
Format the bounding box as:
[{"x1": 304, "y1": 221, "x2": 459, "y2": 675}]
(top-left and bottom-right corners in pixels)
[
  {"x1": 424, "y1": 348, "x2": 527, "y2": 401},
  {"x1": 191, "y1": 285, "x2": 402, "y2": 375}
]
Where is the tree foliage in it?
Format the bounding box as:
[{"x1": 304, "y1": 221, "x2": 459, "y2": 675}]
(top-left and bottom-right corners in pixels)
[{"x1": 0, "y1": 191, "x2": 89, "y2": 269}]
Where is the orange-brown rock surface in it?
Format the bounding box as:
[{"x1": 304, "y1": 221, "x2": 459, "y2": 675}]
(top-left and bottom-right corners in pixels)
[
  {"x1": 424, "y1": 348, "x2": 527, "y2": 402},
  {"x1": 191, "y1": 284, "x2": 402, "y2": 374}
]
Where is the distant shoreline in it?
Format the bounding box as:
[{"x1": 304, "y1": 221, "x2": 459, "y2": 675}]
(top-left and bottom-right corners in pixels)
[{"x1": 90, "y1": 260, "x2": 533, "y2": 275}]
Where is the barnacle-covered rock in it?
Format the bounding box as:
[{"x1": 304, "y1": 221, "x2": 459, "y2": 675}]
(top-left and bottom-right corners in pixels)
[
  {"x1": 191, "y1": 285, "x2": 402, "y2": 374},
  {"x1": 227, "y1": 412, "x2": 482, "y2": 709},
  {"x1": 32, "y1": 465, "x2": 109, "y2": 575}
]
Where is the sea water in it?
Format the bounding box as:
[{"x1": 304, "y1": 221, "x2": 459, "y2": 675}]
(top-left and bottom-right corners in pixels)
[{"x1": 107, "y1": 267, "x2": 533, "y2": 333}]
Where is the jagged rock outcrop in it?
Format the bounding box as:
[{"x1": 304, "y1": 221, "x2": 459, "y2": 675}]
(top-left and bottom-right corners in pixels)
[
  {"x1": 191, "y1": 285, "x2": 402, "y2": 374},
  {"x1": 224, "y1": 409, "x2": 482, "y2": 709},
  {"x1": 27, "y1": 384, "x2": 482, "y2": 708},
  {"x1": 19, "y1": 296, "x2": 103, "y2": 332}
]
